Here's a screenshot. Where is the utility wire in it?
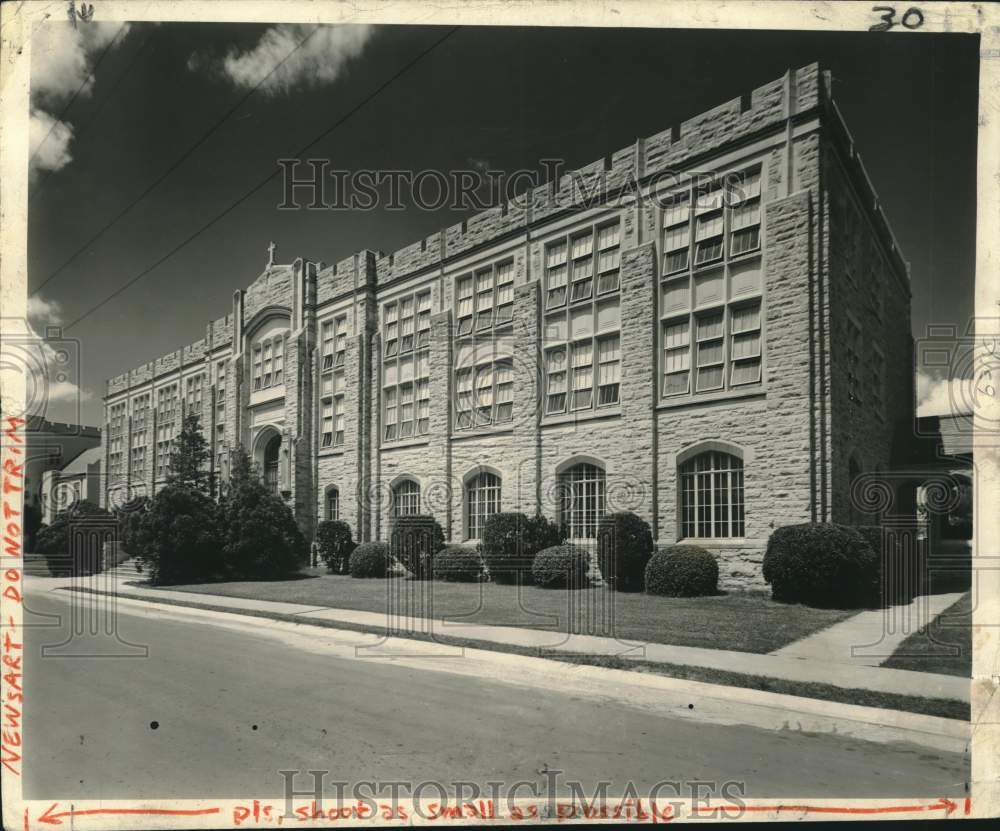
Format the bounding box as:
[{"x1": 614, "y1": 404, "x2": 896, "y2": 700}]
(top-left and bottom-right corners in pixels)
[
  {"x1": 28, "y1": 22, "x2": 130, "y2": 169},
  {"x1": 62, "y1": 26, "x2": 460, "y2": 333},
  {"x1": 31, "y1": 28, "x2": 157, "y2": 203},
  {"x1": 32, "y1": 24, "x2": 325, "y2": 296}
]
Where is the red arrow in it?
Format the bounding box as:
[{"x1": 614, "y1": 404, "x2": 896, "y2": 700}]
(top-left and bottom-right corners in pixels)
[
  {"x1": 38, "y1": 803, "x2": 221, "y2": 825},
  {"x1": 692, "y1": 798, "x2": 959, "y2": 817}
]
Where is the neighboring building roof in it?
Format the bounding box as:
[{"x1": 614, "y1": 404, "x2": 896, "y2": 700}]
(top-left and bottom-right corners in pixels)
[
  {"x1": 25, "y1": 415, "x2": 101, "y2": 437},
  {"x1": 60, "y1": 445, "x2": 103, "y2": 477},
  {"x1": 911, "y1": 413, "x2": 974, "y2": 465}
]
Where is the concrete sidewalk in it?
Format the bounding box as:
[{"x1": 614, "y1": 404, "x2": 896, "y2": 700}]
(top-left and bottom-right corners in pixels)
[{"x1": 57, "y1": 570, "x2": 969, "y2": 706}]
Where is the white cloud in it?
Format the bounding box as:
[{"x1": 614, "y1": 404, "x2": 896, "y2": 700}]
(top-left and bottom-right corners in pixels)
[
  {"x1": 916, "y1": 370, "x2": 976, "y2": 417},
  {"x1": 197, "y1": 24, "x2": 373, "y2": 95},
  {"x1": 47, "y1": 380, "x2": 93, "y2": 403},
  {"x1": 27, "y1": 295, "x2": 64, "y2": 327},
  {"x1": 31, "y1": 21, "x2": 129, "y2": 106},
  {"x1": 29, "y1": 109, "x2": 74, "y2": 175}
]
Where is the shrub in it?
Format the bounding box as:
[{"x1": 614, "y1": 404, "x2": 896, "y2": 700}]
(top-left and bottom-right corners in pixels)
[
  {"x1": 36, "y1": 500, "x2": 112, "y2": 576},
  {"x1": 390, "y1": 515, "x2": 445, "y2": 579},
  {"x1": 350, "y1": 542, "x2": 391, "y2": 578},
  {"x1": 116, "y1": 496, "x2": 151, "y2": 560},
  {"x1": 219, "y1": 449, "x2": 306, "y2": 580},
  {"x1": 763, "y1": 523, "x2": 880, "y2": 609},
  {"x1": 532, "y1": 544, "x2": 591, "y2": 589},
  {"x1": 316, "y1": 520, "x2": 356, "y2": 575},
  {"x1": 432, "y1": 546, "x2": 483, "y2": 582},
  {"x1": 140, "y1": 484, "x2": 224, "y2": 585},
  {"x1": 645, "y1": 545, "x2": 719, "y2": 597},
  {"x1": 597, "y1": 512, "x2": 654, "y2": 591},
  {"x1": 480, "y1": 512, "x2": 562, "y2": 585}
]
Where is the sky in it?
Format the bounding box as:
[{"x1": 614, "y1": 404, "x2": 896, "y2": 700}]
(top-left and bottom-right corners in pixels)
[{"x1": 25, "y1": 22, "x2": 980, "y2": 426}]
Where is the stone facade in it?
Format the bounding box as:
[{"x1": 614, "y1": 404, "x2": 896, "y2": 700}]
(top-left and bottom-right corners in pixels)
[{"x1": 100, "y1": 63, "x2": 914, "y2": 589}]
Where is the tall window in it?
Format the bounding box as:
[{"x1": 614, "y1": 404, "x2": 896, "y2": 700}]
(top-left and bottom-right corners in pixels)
[
  {"x1": 456, "y1": 259, "x2": 514, "y2": 336},
  {"x1": 454, "y1": 340, "x2": 514, "y2": 430},
  {"x1": 320, "y1": 314, "x2": 348, "y2": 449},
  {"x1": 679, "y1": 451, "x2": 744, "y2": 539},
  {"x1": 253, "y1": 335, "x2": 285, "y2": 390},
  {"x1": 544, "y1": 219, "x2": 622, "y2": 416},
  {"x1": 185, "y1": 374, "x2": 203, "y2": 417},
  {"x1": 383, "y1": 290, "x2": 431, "y2": 442},
  {"x1": 846, "y1": 316, "x2": 863, "y2": 403},
  {"x1": 391, "y1": 479, "x2": 421, "y2": 517},
  {"x1": 263, "y1": 435, "x2": 280, "y2": 495},
  {"x1": 326, "y1": 487, "x2": 340, "y2": 521},
  {"x1": 660, "y1": 168, "x2": 763, "y2": 400},
  {"x1": 108, "y1": 402, "x2": 125, "y2": 479},
  {"x1": 466, "y1": 472, "x2": 501, "y2": 540},
  {"x1": 130, "y1": 395, "x2": 149, "y2": 480},
  {"x1": 215, "y1": 361, "x2": 226, "y2": 469},
  {"x1": 155, "y1": 384, "x2": 177, "y2": 480},
  {"x1": 558, "y1": 463, "x2": 606, "y2": 540}
]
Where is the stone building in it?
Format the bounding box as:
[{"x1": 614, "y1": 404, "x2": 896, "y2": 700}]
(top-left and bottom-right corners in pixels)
[{"x1": 101, "y1": 63, "x2": 914, "y2": 588}]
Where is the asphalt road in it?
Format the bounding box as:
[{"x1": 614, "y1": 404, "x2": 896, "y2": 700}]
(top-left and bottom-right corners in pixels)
[{"x1": 23, "y1": 586, "x2": 968, "y2": 801}]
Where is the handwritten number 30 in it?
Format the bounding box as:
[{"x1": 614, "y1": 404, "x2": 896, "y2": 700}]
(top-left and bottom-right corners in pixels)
[{"x1": 870, "y1": 6, "x2": 925, "y2": 32}]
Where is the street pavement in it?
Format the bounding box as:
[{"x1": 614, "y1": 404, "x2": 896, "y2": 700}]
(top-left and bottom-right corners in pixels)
[{"x1": 23, "y1": 584, "x2": 968, "y2": 801}]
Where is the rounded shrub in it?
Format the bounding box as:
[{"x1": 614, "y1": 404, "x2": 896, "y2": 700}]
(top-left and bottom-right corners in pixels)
[
  {"x1": 432, "y1": 546, "x2": 483, "y2": 583},
  {"x1": 480, "y1": 512, "x2": 562, "y2": 585},
  {"x1": 36, "y1": 500, "x2": 113, "y2": 576},
  {"x1": 349, "y1": 542, "x2": 391, "y2": 578},
  {"x1": 390, "y1": 515, "x2": 445, "y2": 579},
  {"x1": 532, "y1": 545, "x2": 590, "y2": 589},
  {"x1": 763, "y1": 523, "x2": 879, "y2": 609},
  {"x1": 597, "y1": 512, "x2": 654, "y2": 591},
  {"x1": 316, "y1": 520, "x2": 356, "y2": 575},
  {"x1": 645, "y1": 545, "x2": 719, "y2": 597}
]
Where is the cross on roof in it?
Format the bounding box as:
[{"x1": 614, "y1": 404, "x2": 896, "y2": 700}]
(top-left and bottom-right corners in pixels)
[{"x1": 267, "y1": 240, "x2": 276, "y2": 267}]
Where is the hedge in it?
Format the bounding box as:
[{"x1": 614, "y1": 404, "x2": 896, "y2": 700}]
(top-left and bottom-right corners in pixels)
[
  {"x1": 480, "y1": 512, "x2": 562, "y2": 585},
  {"x1": 597, "y1": 512, "x2": 654, "y2": 591},
  {"x1": 390, "y1": 515, "x2": 445, "y2": 579},
  {"x1": 349, "y1": 542, "x2": 391, "y2": 578},
  {"x1": 532, "y1": 545, "x2": 591, "y2": 589},
  {"x1": 316, "y1": 520, "x2": 356, "y2": 575},
  {"x1": 645, "y1": 545, "x2": 718, "y2": 597},
  {"x1": 763, "y1": 523, "x2": 880, "y2": 608},
  {"x1": 36, "y1": 500, "x2": 112, "y2": 576},
  {"x1": 431, "y1": 546, "x2": 483, "y2": 582}
]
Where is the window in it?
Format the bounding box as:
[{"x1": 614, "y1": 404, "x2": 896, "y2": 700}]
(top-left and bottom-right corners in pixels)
[
  {"x1": 252, "y1": 335, "x2": 286, "y2": 390},
  {"x1": 544, "y1": 219, "x2": 622, "y2": 416},
  {"x1": 694, "y1": 184, "x2": 725, "y2": 266},
  {"x1": 185, "y1": 375, "x2": 203, "y2": 417},
  {"x1": 130, "y1": 395, "x2": 149, "y2": 480},
  {"x1": 320, "y1": 316, "x2": 348, "y2": 449},
  {"x1": 326, "y1": 487, "x2": 340, "y2": 521},
  {"x1": 680, "y1": 451, "x2": 744, "y2": 539},
  {"x1": 130, "y1": 446, "x2": 145, "y2": 480},
  {"x1": 466, "y1": 472, "x2": 501, "y2": 540},
  {"x1": 456, "y1": 259, "x2": 514, "y2": 336},
  {"x1": 729, "y1": 170, "x2": 761, "y2": 256},
  {"x1": 109, "y1": 402, "x2": 126, "y2": 479},
  {"x1": 216, "y1": 361, "x2": 226, "y2": 413},
  {"x1": 154, "y1": 385, "x2": 177, "y2": 480},
  {"x1": 391, "y1": 479, "x2": 420, "y2": 517},
  {"x1": 846, "y1": 316, "x2": 863, "y2": 403},
  {"x1": 383, "y1": 291, "x2": 431, "y2": 442},
  {"x1": 546, "y1": 220, "x2": 620, "y2": 311},
  {"x1": 454, "y1": 339, "x2": 514, "y2": 430},
  {"x1": 662, "y1": 320, "x2": 691, "y2": 396},
  {"x1": 871, "y1": 346, "x2": 885, "y2": 418},
  {"x1": 558, "y1": 463, "x2": 606, "y2": 540}
]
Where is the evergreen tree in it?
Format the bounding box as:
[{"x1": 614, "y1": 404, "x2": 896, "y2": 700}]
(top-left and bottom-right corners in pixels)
[
  {"x1": 167, "y1": 412, "x2": 210, "y2": 493},
  {"x1": 219, "y1": 446, "x2": 305, "y2": 579}
]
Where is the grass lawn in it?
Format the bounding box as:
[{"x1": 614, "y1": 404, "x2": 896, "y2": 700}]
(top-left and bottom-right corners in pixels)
[
  {"x1": 143, "y1": 569, "x2": 856, "y2": 655},
  {"x1": 881, "y1": 591, "x2": 972, "y2": 678}
]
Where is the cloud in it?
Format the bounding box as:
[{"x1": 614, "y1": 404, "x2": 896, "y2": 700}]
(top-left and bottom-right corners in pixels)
[
  {"x1": 194, "y1": 24, "x2": 373, "y2": 95},
  {"x1": 31, "y1": 21, "x2": 129, "y2": 106},
  {"x1": 29, "y1": 109, "x2": 74, "y2": 175},
  {"x1": 47, "y1": 380, "x2": 93, "y2": 403},
  {"x1": 27, "y1": 295, "x2": 64, "y2": 327},
  {"x1": 29, "y1": 22, "x2": 130, "y2": 178},
  {"x1": 916, "y1": 370, "x2": 976, "y2": 417}
]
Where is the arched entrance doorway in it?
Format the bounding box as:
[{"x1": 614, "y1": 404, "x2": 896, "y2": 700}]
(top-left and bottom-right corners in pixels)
[{"x1": 263, "y1": 434, "x2": 281, "y2": 495}]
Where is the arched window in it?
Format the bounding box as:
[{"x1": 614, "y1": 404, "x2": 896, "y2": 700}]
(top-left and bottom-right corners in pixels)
[
  {"x1": 326, "y1": 487, "x2": 340, "y2": 521},
  {"x1": 558, "y1": 463, "x2": 606, "y2": 540},
  {"x1": 263, "y1": 434, "x2": 281, "y2": 495},
  {"x1": 466, "y1": 472, "x2": 501, "y2": 540},
  {"x1": 679, "y1": 451, "x2": 744, "y2": 539},
  {"x1": 392, "y1": 479, "x2": 421, "y2": 517}
]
